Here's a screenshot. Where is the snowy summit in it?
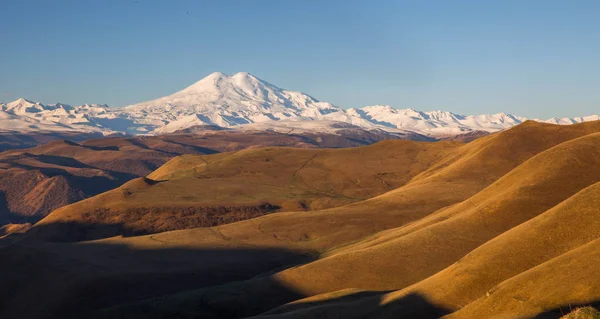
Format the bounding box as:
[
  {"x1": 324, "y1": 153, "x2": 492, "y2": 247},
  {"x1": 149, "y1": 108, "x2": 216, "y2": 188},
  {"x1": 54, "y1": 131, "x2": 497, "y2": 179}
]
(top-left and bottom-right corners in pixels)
[{"x1": 1, "y1": 72, "x2": 598, "y2": 137}]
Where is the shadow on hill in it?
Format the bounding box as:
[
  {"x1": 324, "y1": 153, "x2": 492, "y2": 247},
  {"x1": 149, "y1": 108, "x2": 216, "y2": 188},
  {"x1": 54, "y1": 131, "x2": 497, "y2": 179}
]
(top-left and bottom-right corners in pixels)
[
  {"x1": 60, "y1": 139, "x2": 120, "y2": 151},
  {"x1": 91, "y1": 287, "x2": 451, "y2": 319},
  {"x1": 0, "y1": 229, "x2": 315, "y2": 319},
  {"x1": 0, "y1": 192, "x2": 10, "y2": 224},
  {"x1": 13, "y1": 163, "x2": 137, "y2": 195},
  {"x1": 247, "y1": 290, "x2": 452, "y2": 319},
  {"x1": 0, "y1": 133, "x2": 105, "y2": 152},
  {"x1": 259, "y1": 290, "x2": 390, "y2": 316},
  {"x1": 6, "y1": 219, "x2": 455, "y2": 319},
  {"x1": 161, "y1": 138, "x2": 219, "y2": 154},
  {"x1": 365, "y1": 293, "x2": 453, "y2": 319},
  {"x1": 532, "y1": 300, "x2": 600, "y2": 319},
  {"x1": 26, "y1": 221, "x2": 144, "y2": 242},
  {"x1": 27, "y1": 202, "x2": 282, "y2": 242},
  {"x1": 27, "y1": 153, "x2": 95, "y2": 168}
]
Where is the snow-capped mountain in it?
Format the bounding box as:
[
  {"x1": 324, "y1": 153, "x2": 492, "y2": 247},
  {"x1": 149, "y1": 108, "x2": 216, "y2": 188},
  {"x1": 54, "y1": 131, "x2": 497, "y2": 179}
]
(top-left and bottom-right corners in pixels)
[
  {"x1": 118, "y1": 71, "x2": 375, "y2": 134},
  {"x1": 1, "y1": 72, "x2": 598, "y2": 137},
  {"x1": 347, "y1": 105, "x2": 528, "y2": 136},
  {"x1": 0, "y1": 98, "x2": 112, "y2": 133}
]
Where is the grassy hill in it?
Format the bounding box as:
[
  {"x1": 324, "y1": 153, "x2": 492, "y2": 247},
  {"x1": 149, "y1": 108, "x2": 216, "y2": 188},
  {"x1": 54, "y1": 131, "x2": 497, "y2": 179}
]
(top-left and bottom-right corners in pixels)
[
  {"x1": 29, "y1": 140, "x2": 459, "y2": 242},
  {"x1": 1, "y1": 121, "x2": 599, "y2": 319},
  {"x1": 0, "y1": 129, "x2": 396, "y2": 230}
]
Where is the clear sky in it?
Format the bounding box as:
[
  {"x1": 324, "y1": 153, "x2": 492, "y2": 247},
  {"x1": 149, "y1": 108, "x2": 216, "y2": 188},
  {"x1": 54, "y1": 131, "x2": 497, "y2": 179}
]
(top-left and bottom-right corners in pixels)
[{"x1": 1, "y1": 0, "x2": 598, "y2": 118}]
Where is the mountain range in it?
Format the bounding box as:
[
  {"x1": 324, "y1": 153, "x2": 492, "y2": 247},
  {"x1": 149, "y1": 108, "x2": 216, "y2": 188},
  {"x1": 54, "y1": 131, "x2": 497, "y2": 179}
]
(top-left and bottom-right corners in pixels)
[{"x1": 2, "y1": 72, "x2": 599, "y2": 137}]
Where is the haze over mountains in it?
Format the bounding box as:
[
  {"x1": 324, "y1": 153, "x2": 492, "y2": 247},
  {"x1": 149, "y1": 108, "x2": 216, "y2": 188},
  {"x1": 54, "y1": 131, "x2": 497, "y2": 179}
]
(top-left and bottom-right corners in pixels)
[{"x1": 2, "y1": 72, "x2": 599, "y2": 137}]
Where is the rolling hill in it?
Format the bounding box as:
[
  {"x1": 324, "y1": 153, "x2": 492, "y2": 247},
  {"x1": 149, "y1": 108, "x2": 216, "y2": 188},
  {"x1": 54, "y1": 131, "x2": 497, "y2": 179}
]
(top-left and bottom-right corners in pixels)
[
  {"x1": 0, "y1": 128, "x2": 404, "y2": 230},
  {"x1": 1, "y1": 120, "x2": 599, "y2": 319}
]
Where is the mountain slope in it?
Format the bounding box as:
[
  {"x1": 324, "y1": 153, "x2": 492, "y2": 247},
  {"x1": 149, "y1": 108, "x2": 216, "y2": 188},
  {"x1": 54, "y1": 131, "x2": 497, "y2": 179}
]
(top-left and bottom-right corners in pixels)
[
  {"x1": 2, "y1": 129, "x2": 397, "y2": 228},
  {"x1": 121, "y1": 72, "x2": 357, "y2": 134},
  {"x1": 3, "y1": 121, "x2": 600, "y2": 319},
  {"x1": 386, "y1": 180, "x2": 600, "y2": 313},
  {"x1": 77, "y1": 121, "x2": 600, "y2": 319},
  {"x1": 28, "y1": 139, "x2": 459, "y2": 242},
  {"x1": 268, "y1": 129, "x2": 600, "y2": 296},
  {"x1": 4, "y1": 72, "x2": 600, "y2": 137},
  {"x1": 0, "y1": 98, "x2": 113, "y2": 133}
]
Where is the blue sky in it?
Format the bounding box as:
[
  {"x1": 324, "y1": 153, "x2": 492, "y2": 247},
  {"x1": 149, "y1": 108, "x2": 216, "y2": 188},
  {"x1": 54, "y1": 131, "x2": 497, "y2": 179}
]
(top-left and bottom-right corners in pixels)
[{"x1": 1, "y1": 0, "x2": 598, "y2": 118}]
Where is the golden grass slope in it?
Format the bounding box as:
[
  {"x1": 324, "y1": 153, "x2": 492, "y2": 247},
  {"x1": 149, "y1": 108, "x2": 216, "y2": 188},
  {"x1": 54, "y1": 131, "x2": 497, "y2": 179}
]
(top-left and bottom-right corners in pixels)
[
  {"x1": 244, "y1": 129, "x2": 600, "y2": 318},
  {"x1": 5, "y1": 121, "x2": 600, "y2": 319},
  {"x1": 39, "y1": 121, "x2": 600, "y2": 246},
  {"x1": 445, "y1": 237, "x2": 600, "y2": 319},
  {"x1": 383, "y1": 180, "x2": 600, "y2": 311},
  {"x1": 30, "y1": 140, "x2": 459, "y2": 241},
  {"x1": 1, "y1": 129, "x2": 395, "y2": 227},
  {"x1": 241, "y1": 147, "x2": 600, "y2": 318},
  {"x1": 270, "y1": 130, "x2": 600, "y2": 296}
]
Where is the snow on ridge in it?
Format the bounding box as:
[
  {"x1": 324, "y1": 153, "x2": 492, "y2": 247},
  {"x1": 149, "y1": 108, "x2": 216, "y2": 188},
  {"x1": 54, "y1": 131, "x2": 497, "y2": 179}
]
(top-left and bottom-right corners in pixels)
[{"x1": 2, "y1": 72, "x2": 599, "y2": 137}]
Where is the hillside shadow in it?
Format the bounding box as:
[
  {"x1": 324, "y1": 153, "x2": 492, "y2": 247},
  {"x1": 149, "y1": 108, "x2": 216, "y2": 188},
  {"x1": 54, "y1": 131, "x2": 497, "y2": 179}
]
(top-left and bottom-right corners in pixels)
[
  {"x1": 26, "y1": 200, "x2": 282, "y2": 242},
  {"x1": 0, "y1": 133, "x2": 105, "y2": 152},
  {"x1": 62, "y1": 139, "x2": 120, "y2": 151},
  {"x1": 0, "y1": 191, "x2": 10, "y2": 224},
  {"x1": 365, "y1": 293, "x2": 453, "y2": 318},
  {"x1": 161, "y1": 138, "x2": 219, "y2": 154},
  {"x1": 6, "y1": 221, "x2": 456, "y2": 319},
  {"x1": 26, "y1": 153, "x2": 95, "y2": 168},
  {"x1": 250, "y1": 291, "x2": 452, "y2": 319},
  {"x1": 89, "y1": 284, "x2": 451, "y2": 319},
  {"x1": 25, "y1": 221, "x2": 145, "y2": 242},
  {"x1": 12, "y1": 163, "x2": 137, "y2": 196},
  {"x1": 0, "y1": 225, "x2": 315, "y2": 319}
]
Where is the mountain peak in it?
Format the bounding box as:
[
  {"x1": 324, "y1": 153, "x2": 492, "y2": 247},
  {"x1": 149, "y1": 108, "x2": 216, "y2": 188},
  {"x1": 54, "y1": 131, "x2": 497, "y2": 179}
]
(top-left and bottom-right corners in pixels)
[
  {"x1": 5, "y1": 98, "x2": 38, "y2": 110},
  {"x1": 205, "y1": 71, "x2": 228, "y2": 79},
  {"x1": 10, "y1": 98, "x2": 35, "y2": 105},
  {"x1": 200, "y1": 71, "x2": 260, "y2": 80},
  {"x1": 169, "y1": 71, "x2": 274, "y2": 98}
]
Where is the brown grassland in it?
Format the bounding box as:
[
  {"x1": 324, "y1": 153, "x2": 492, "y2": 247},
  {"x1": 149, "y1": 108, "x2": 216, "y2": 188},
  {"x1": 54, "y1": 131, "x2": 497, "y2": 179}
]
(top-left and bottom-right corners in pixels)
[
  {"x1": 0, "y1": 129, "x2": 397, "y2": 228},
  {"x1": 0, "y1": 121, "x2": 599, "y2": 319}
]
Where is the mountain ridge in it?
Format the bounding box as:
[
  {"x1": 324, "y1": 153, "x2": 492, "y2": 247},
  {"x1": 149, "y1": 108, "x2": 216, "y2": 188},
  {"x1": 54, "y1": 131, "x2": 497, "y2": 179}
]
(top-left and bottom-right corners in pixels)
[{"x1": 2, "y1": 72, "x2": 598, "y2": 137}]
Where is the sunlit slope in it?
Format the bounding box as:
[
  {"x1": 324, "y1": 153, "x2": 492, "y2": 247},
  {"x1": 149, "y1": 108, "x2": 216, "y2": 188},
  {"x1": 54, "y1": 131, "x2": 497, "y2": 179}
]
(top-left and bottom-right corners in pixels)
[
  {"x1": 445, "y1": 237, "x2": 600, "y2": 319},
  {"x1": 246, "y1": 136, "x2": 600, "y2": 319},
  {"x1": 253, "y1": 234, "x2": 600, "y2": 319},
  {"x1": 170, "y1": 121, "x2": 600, "y2": 255},
  {"x1": 248, "y1": 157, "x2": 600, "y2": 319},
  {"x1": 29, "y1": 140, "x2": 459, "y2": 241},
  {"x1": 253, "y1": 121, "x2": 600, "y2": 251},
  {"x1": 34, "y1": 121, "x2": 597, "y2": 245},
  {"x1": 382, "y1": 180, "x2": 600, "y2": 311},
  {"x1": 83, "y1": 121, "x2": 600, "y2": 319},
  {"x1": 260, "y1": 130, "x2": 600, "y2": 296}
]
